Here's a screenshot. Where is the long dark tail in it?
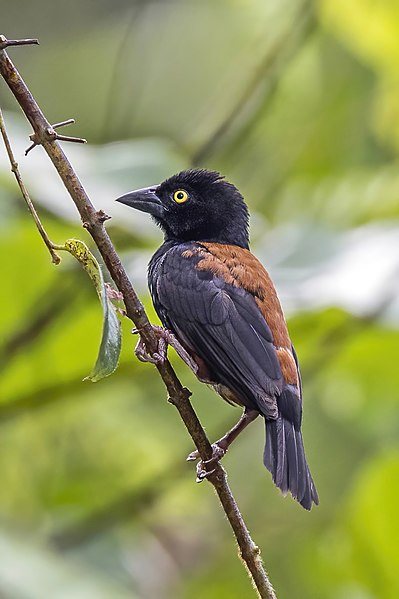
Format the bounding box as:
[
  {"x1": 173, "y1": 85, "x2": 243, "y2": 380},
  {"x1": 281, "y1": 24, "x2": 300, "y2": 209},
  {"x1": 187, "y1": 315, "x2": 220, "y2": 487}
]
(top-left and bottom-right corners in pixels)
[{"x1": 263, "y1": 392, "x2": 318, "y2": 510}]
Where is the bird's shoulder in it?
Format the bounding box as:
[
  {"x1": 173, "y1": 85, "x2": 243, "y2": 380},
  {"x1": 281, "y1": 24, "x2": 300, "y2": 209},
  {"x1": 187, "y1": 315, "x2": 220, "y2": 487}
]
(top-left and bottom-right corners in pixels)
[{"x1": 197, "y1": 243, "x2": 299, "y2": 387}]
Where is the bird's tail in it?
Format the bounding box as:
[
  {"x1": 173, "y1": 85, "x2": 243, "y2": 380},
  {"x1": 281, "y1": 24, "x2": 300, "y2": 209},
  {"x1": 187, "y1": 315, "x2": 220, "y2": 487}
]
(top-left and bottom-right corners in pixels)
[{"x1": 263, "y1": 405, "x2": 318, "y2": 510}]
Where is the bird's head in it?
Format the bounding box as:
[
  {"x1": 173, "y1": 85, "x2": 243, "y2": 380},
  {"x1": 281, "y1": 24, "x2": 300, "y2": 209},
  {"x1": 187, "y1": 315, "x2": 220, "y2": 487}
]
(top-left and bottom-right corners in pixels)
[{"x1": 115, "y1": 169, "x2": 249, "y2": 248}]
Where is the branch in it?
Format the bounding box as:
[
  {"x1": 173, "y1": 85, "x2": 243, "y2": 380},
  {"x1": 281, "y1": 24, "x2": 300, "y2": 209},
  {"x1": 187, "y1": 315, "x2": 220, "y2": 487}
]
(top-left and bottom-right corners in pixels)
[
  {"x1": 0, "y1": 108, "x2": 61, "y2": 263},
  {"x1": 0, "y1": 35, "x2": 276, "y2": 599}
]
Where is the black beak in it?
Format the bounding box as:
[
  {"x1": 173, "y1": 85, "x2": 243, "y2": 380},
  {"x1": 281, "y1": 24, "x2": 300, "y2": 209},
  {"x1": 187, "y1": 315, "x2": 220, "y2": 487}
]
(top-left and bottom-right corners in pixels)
[{"x1": 115, "y1": 185, "x2": 165, "y2": 218}]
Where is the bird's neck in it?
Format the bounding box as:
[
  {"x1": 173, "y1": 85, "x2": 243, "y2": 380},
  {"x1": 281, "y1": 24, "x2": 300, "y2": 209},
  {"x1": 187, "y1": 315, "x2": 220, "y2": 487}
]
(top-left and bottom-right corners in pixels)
[{"x1": 163, "y1": 229, "x2": 249, "y2": 250}]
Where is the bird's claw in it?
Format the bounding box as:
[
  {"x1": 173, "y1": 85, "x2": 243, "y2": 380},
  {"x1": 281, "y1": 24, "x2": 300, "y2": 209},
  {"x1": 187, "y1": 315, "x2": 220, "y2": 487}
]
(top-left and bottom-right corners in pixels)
[
  {"x1": 196, "y1": 462, "x2": 216, "y2": 483},
  {"x1": 187, "y1": 443, "x2": 226, "y2": 463},
  {"x1": 105, "y1": 283, "x2": 124, "y2": 303},
  {"x1": 187, "y1": 443, "x2": 226, "y2": 482},
  {"x1": 186, "y1": 450, "x2": 200, "y2": 462},
  {"x1": 151, "y1": 326, "x2": 199, "y2": 373},
  {"x1": 133, "y1": 325, "x2": 199, "y2": 371},
  {"x1": 134, "y1": 333, "x2": 167, "y2": 365}
]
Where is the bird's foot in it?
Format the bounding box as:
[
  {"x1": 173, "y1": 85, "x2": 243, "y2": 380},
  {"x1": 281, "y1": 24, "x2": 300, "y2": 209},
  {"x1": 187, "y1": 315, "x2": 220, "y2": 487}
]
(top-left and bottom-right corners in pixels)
[
  {"x1": 133, "y1": 327, "x2": 167, "y2": 365},
  {"x1": 133, "y1": 325, "x2": 199, "y2": 371},
  {"x1": 105, "y1": 284, "x2": 126, "y2": 316},
  {"x1": 187, "y1": 442, "x2": 227, "y2": 483},
  {"x1": 105, "y1": 283, "x2": 124, "y2": 303},
  {"x1": 151, "y1": 325, "x2": 199, "y2": 373}
]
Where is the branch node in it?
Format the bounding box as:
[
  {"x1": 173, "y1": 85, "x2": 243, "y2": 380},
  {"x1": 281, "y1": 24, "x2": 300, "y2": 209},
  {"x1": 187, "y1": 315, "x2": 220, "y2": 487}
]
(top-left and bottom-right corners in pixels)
[
  {"x1": 82, "y1": 221, "x2": 90, "y2": 230},
  {"x1": 45, "y1": 126, "x2": 58, "y2": 140},
  {"x1": 96, "y1": 209, "x2": 111, "y2": 224},
  {"x1": 25, "y1": 121, "x2": 87, "y2": 155},
  {"x1": 25, "y1": 140, "x2": 37, "y2": 156},
  {"x1": 182, "y1": 387, "x2": 192, "y2": 400},
  {"x1": 168, "y1": 387, "x2": 191, "y2": 406}
]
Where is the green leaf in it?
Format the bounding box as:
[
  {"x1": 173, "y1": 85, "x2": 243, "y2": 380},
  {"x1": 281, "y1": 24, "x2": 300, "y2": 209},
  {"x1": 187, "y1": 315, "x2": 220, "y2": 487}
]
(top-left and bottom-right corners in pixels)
[{"x1": 63, "y1": 239, "x2": 122, "y2": 382}]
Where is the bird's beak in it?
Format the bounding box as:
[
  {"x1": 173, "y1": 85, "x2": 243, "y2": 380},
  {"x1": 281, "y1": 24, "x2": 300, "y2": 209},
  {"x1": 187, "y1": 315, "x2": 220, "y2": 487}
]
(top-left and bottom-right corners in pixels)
[{"x1": 115, "y1": 185, "x2": 165, "y2": 218}]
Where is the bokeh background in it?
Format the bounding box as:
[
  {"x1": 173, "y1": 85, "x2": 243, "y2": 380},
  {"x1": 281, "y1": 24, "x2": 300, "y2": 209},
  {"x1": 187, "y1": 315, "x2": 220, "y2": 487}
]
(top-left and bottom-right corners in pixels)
[{"x1": 1, "y1": 1, "x2": 399, "y2": 597}]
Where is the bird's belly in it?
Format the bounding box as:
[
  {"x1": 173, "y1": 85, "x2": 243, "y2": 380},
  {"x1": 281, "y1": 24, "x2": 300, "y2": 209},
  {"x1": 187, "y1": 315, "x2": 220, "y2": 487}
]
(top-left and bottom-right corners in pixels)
[
  {"x1": 172, "y1": 328, "x2": 261, "y2": 411},
  {"x1": 177, "y1": 337, "x2": 246, "y2": 408},
  {"x1": 212, "y1": 383, "x2": 244, "y2": 407}
]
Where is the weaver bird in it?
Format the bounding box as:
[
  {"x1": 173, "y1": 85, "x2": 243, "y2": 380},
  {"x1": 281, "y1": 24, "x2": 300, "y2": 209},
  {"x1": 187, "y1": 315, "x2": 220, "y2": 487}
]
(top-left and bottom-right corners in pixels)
[{"x1": 116, "y1": 169, "x2": 318, "y2": 509}]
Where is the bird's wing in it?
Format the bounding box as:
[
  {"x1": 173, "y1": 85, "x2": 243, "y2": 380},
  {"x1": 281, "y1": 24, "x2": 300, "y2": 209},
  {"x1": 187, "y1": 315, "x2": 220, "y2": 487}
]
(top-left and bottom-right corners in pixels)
[{"x1": 153, "y1": 243, "x2": 294, "y2": 419}]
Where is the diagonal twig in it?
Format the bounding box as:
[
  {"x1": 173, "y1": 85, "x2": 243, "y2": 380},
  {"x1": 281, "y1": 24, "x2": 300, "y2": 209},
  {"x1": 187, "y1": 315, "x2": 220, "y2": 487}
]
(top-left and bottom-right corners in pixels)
[
  {"x1": 0, "y1": 108, "x2": 61, "y2": 264},
  {"x1": 0, "y1": 35, "x2": 276, "y2": 599}
]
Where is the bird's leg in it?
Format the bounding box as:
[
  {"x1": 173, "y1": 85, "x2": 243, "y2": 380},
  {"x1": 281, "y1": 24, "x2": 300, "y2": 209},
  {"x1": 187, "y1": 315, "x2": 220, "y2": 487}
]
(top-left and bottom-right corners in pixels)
[
  {"x1": 188, "y1": 408, "x2": 259, "y2": 482},
  {"x1": 133, "y1": 325, "x2": 199, "y2": 372}
]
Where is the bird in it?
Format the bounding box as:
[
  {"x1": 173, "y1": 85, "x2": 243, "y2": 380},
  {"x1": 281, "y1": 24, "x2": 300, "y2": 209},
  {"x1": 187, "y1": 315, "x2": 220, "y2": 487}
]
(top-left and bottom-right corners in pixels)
[{"x1": 116, "y1": 168, "x2": 318, "y2": 510}]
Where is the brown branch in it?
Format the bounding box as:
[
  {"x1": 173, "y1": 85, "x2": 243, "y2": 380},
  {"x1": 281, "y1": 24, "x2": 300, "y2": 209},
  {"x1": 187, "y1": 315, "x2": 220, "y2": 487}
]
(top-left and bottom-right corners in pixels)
[
  {"x1": 0, "y1": 35, "x2": 276, "y2": 599},
  {"x1": 0, "y1": 108, "x2": 61, "y2": 263},
  {"x1": 0, "y1": 37, "x2": 39, "y2": 49}
]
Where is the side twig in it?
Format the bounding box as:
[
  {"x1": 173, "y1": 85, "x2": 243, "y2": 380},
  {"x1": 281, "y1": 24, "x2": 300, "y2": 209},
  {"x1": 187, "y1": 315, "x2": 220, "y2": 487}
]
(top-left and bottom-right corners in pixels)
[
  {"x1": 0, "y1": 35, "x2": 276, "y2": 599},
  {"x1": 0, "y1": 108, "x2": 61, "y2": 264}
]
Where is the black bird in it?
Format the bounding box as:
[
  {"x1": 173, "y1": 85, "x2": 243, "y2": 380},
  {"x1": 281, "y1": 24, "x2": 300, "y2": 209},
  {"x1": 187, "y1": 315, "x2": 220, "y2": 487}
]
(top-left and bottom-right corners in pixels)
[{"x1": 116, "y1": 169, "x2": 318, "y2": 510}]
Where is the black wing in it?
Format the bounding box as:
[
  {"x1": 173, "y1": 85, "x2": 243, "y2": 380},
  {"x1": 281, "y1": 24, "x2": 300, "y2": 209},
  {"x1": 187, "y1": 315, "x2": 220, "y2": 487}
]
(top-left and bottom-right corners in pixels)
[{"x1": 149, "y1": 243, "x2": 283, "y2": 418}]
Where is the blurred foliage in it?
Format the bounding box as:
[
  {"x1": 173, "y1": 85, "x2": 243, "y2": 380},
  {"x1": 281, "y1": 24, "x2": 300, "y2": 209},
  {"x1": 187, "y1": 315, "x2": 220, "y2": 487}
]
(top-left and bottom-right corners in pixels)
[{"x1": 0, "y1": 0, "x2": 399, "y2": 598}]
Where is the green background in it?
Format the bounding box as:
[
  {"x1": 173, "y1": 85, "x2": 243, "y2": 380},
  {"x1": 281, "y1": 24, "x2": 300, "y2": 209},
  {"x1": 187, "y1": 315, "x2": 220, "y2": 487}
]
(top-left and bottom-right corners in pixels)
[{"x1": 0, "y1": 1, "x2": 398, "y2": 597}]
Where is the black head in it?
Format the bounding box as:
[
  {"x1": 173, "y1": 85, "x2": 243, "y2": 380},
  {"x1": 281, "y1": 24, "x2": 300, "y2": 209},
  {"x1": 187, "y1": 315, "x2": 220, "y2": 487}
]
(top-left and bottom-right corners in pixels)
[{"x1": 115, "y1": 169, "x2": 249, "y2": 248}]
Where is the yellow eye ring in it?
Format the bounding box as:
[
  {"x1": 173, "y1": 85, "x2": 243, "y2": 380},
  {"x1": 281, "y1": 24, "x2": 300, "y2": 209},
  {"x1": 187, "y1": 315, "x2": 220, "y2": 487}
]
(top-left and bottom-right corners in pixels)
[{"x1": 173, "y1": 189, "x2": 189, "y2": 204}]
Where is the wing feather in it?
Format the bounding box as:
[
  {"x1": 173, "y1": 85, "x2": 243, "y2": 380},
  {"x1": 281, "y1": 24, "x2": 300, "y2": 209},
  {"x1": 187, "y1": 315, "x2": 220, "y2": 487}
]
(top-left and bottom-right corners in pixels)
[{"x1": 151, "y1": 244, "x2": 284, "y2": 418}]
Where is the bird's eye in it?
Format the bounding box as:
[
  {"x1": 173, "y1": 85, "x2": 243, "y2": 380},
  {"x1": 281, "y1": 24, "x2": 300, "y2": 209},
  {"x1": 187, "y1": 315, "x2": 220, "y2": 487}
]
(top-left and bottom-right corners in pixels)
[{"x1": 173, "y1": 189, "x2": 189, "y2": 204}]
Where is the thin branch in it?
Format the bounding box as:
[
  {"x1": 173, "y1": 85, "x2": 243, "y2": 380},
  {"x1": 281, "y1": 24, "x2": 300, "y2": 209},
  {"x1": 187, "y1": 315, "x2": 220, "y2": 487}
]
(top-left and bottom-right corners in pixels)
[
  {"x1": 0, "y1": 36, "x2": 276, "y2": 599},
  {"x1": 0, "y1": 36, "x2": 39, "y2": 49},
  {"x1": 0, "y1": 108, "x2": 61, "y2": 263}
]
